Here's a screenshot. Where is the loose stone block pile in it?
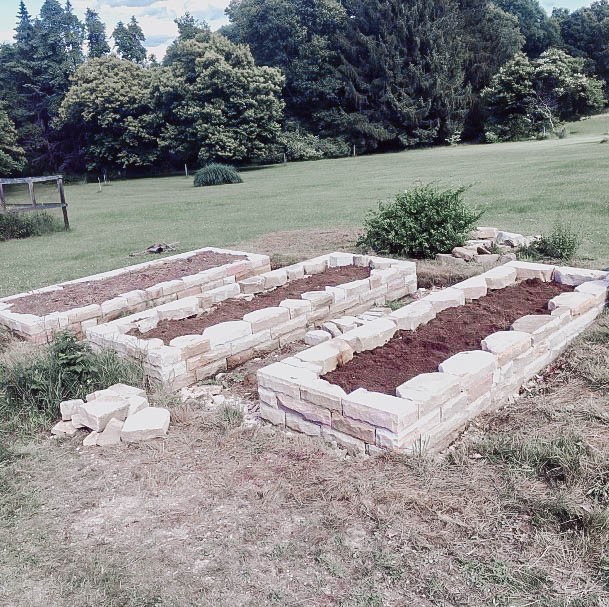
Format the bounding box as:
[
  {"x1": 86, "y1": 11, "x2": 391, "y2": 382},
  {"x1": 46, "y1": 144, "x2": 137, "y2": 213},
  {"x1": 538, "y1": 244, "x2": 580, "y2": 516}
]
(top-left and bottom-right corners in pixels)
[
  {"x1": 51, "y1": 383, "x2": 170, "y2": 446},
  {"x1": 0, "y1": 247, "x2": 270, "y2": 343},
  {"x1": 257, "y1": 261, "x2": 609, "y2": 455},
  {"x1": 86, "y1": 253, "x2": 417, "y2": 391},
  {"x1": 436, "y1": 226, "x2": 537, "y2": 266}
]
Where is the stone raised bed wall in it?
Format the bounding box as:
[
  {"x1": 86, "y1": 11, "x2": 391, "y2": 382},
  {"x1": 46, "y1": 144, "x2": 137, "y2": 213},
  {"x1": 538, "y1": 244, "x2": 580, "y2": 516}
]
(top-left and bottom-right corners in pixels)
[
  {"x1": 86, "y1": 253, "x2": 417, "y2": 391},
  {"x1": 256, "y1": 261, "x2": 609, "y2": 456},
  {"x1": 0, "y1": 247, "x2": 270, "y2": 343}
]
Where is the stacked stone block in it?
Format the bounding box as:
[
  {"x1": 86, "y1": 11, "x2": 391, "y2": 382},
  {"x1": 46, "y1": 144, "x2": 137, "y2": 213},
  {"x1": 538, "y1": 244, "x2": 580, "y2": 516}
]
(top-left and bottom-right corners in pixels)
[
  {"x1": 256, "y1": 261, "x2": 609, "y2": 455},
  {"x1": 0, "y1": 247, "x2": 271, "y2": 343},
  {"x1": 86, "y1": 253, "x2": 417, "y2": 391}
]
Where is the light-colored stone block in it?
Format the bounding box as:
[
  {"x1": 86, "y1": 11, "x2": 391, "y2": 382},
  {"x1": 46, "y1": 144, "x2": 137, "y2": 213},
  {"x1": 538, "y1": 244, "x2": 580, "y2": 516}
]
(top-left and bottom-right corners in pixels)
[
  {"x1": 126, "y1": 395, "x2": 149, "y2": 416},
  {"x1": 483, "y1": 266, "x2": 517, "y2": 290},
  {"x1": 301, "y1": 291, "x2": 334, "y2": 308},
  {"x1": 331, "y1": 412, "x2": 376, "y2": 443},
  {"x1": 97, "y1": 418, "x2": 124, "y2": 446},
  {"x1": 279, "y1": 298, "x2": 311, "y2": 318},
  {"x1": 277, "y1": 393, "x2": 331, "y2": 425},
  {"x1": 121, "y1": 407, "x2": 170, "y2": 442},
  {"x1": 299, "y1": 377, "x2": 346, "y2": 412},
  {"x1": 202, "y1": 320, "x2": 252, "y2": 348},
  {"x1": 505, "y1": 260, "x2": 555, "y2": 282},
  {"x1": 548, "y1": 292, "x2": 597, "y2": 317},
  {"x1": 333, "y1": 316, "x2": 359, "y2": 333},
  {"x1": 259, "y1": 403, "x2": 285, "y2": 426},
  {"x1": 554, "y1": 266, "x2": 608, "y2": 286},
  {"x1": 496, "y1": 231, "x2": 526, "y2": 247},
  {"x1": 263, "y1": 269, "x2": 288, "y2": 289},
  {"x1": 426, "y1": 288, "x2": 465, "y2": 313},
  {"x1": 396, "y1": 373, "x2": 461, "y2": 414},
  {"x1": 257, "y1": 362, "x2": 319, "y2": 399},
  {"x1": 329, "y1": 252, "x2": 354, "y2": 267},
  {"x1": 388, "y1": 300, "x2": 435, "y2": 331},
  {"x1": 439, "y1": 350, "x2": 497, "y2": 386},
  {"x1": 304, "y1": 330, "x2": 332, "y2": 346},
  {"x1": 168, "y1": 335, "x2": 210, "y2": 358},
  {"x1": 60, "y1": 398, "x2": 84, "y2": 421},
  {"x1": 51, "y1": 420, "x2": 79, "y2": 436},
  {"x1": 340, "y1": 318, "x2": 397, "y2": 353},
  {"x1": 243, "y1": 307, "x2": 290, "y2": 333},
  {"x1": 342, "y1": 388, "x2": 418, "y2": 433},
  {"x1": 285, "y1": 411, "x2": 321, "y2": 436},
  {"x1": 452, "y1": 275, "x2": 488, "y2": 300},
  {"x1": 294, "y1": 339, "x2": 354, "y2": 374},
  {"x1": 481, "y1": 331, "x2": 532, "y2": 365},
  {"x1": 472, "y1": 227, "x2": 498, "y2": 239},
  {"x1": 240, "y1": 276, "x2": 266, "y2": 294},
  {"x1": 106, "y1": 383, "x2": 146, "y2": 400},
  {"x1": 83, "y1": 431, "x2": 99, "y2": 447},
  {"x1": 321, "y1": 426, "x2": 366, "y2": 455},
  {"x1": 78, "y1": 396, "x2": 130, "y2": 432},
  {"x1": 575, "y1": 280, "x2": 609, "y2": 305}
]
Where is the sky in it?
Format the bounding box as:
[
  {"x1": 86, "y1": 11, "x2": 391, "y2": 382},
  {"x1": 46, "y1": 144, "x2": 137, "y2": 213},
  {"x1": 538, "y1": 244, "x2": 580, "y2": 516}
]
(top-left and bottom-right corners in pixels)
[{"x1": 0, "y1": 0, "x2": 596, "y2": 59}]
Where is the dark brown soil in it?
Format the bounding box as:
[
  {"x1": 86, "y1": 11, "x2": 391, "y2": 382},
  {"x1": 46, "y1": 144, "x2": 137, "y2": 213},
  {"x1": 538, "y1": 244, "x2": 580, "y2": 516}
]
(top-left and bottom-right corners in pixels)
[
  {"x1": 324, "y1": 279, "x2": 574, "y2": 395},
  {"x1": 131, "y1": 266, "x2": 371, "y2": 344},
  {"x1": 9, "y1": 251, "x2": 246, "y2": 316}
]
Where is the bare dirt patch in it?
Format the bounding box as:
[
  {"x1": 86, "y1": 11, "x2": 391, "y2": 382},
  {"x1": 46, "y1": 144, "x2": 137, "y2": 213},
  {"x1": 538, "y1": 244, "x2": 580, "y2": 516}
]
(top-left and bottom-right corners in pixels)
[
  {"x1": 235, "y1": 227, "x2": 361, "y2": 267},
  {"x1": 9, "y1": 251, "x2": 245, "y2": 316},
  {"x1": 325, "y1": 279, "x2": 573, "y2": 395},
  {"x1": 131, "y1": 265, "x2": 370, "y2": 344}
]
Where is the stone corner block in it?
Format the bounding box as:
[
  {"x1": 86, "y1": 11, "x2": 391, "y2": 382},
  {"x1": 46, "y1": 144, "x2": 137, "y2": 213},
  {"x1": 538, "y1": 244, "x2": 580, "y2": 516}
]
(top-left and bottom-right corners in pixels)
[{"x1": 342, "y1": 388, "x2": 417, "y2": 433}]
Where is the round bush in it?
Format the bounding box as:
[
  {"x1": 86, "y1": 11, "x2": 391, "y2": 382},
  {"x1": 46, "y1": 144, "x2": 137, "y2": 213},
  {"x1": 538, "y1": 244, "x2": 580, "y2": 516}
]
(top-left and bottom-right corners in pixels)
[
  {"x1": 193, "y1": 163, "x2": 243, "y2": 187},
  {"x1": 357, "y1": 184, "x2": 483, "y2": 259}
]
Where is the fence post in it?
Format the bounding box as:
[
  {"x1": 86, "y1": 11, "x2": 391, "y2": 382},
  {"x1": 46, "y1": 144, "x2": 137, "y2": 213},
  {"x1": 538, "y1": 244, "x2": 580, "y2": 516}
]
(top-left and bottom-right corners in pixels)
[
  {"x1": 27, "y1": 178, "x2": 37, "y2": 206},
  {"x1": 0, "y1": 183, "x2": 5, "y2": 210},
  {"x1": 57, "y1": 177, "x2": 70, "y2": 230}
]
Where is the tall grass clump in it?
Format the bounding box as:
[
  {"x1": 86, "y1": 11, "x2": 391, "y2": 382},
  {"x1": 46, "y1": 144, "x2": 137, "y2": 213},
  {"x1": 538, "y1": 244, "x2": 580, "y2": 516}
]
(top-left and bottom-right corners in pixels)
[
  {"x1": 0, "y1": 332, "x2": 143, "y2": 430},
  {"x1": 193, "y1": 163, "x2": 242, "y2": 187},
  {"x1": 357, "y1": 184, "x2": 483, "y2": 258},
  {"x1": 0, "y1": 211, "x2": 64, "y2": 242}
]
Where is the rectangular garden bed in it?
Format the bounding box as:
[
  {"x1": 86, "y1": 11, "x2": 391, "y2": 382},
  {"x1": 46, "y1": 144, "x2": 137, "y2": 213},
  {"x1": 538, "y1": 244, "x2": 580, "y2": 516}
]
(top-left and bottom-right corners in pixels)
[
  {"x1": 0, "y1": 247, "x2": 270, "y2": 343},
  {"x1": 256, "y1": 261, "x2": 609, "y2": 455},
  {"x1": 86, "y1": 252, "x2": 417, "y2": 391}
]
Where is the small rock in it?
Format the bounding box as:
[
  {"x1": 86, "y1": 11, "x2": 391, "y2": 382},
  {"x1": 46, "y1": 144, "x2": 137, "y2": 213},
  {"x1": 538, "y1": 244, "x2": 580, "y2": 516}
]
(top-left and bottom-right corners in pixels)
[
  {"x1": 97, "y1": 418, "x2": 123, "y2": 447},
  {"x1": 83, "y1": 431, "x2": 100, "y2": 447},
  {"x1": 51, "y1": 421, "x2": 78, "y2": 436},
  {"x1": 452, "y1": 246, "x2": 476, "y2": 261},
  {"x1": 304, "y1": 330, "x2": 331, "y2": 346},
  {"x1": 106, "y1": 383, "x2": 146, "y2": 400},
  {"x1": 476, "y1": 246, "x2": 492, "y2": 255},
  {"x1": 70, "y1": 413, "x2": 87, "y2": 429},
  {"x1": 472, "y1": 227, "x2": 498, "y2": 239},
  {"x1": 121, "y1": 407, "x2": 170, "y2": 443},
  {"x1": 321, "y1": 321, "x2": 342, "y2": 337},
  {"x1": 496, "y1": 231, "x2": 527, "y2": 247},
  {"x1": 212, "y1": 394, "x2": 226, "y2": 406},
  {"x1": 60, "y1": 398, "x2": 84, "y2": 421},
  {"x1": 499, "y1": 252, "x2": 517, "y2": 263},
  {"x1": 126, "y1": 395, "x2": 149, "y2": 416},
  {"x1": 78, "y1": 396, "x2": 130, "y2": 432}
]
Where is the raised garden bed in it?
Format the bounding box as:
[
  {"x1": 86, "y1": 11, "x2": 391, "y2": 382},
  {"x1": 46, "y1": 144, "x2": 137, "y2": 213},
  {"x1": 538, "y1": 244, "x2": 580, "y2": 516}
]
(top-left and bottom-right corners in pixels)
[
  {"x1": 86, "y1": 253, "x2": 417, "y2": 390},
  {"x1": 0, "y1": 247, "x2": 270, "y2": 343},
  {"x1": 256, "y1": 261, "x2": 609, "y2": 456}
]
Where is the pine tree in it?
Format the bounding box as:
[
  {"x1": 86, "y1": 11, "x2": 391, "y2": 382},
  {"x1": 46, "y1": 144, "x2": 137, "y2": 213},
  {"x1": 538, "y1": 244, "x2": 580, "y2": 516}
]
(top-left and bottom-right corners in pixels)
[
  {"x1": 334, "y1": 0, "x2": 469, "y2": 150},
  {"x1": 85, "y1": 9, "x2": 110, "y2": 58},
  {"x1": 15, "y1": 1, "x2": 34, "y2": 47},
  {"x1": 113, "y1": 16, "x2": 147, "y2": 64},
  {"x1": 63, "y1": 0, "x2": 85, "y2": 69}
]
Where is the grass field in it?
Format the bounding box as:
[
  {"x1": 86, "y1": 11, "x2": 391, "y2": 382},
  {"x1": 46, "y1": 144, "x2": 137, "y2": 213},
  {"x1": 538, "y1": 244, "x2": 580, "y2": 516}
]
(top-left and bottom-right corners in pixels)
[{"x1": 2, "y1": 114, "x2": 609, "y2": 297}]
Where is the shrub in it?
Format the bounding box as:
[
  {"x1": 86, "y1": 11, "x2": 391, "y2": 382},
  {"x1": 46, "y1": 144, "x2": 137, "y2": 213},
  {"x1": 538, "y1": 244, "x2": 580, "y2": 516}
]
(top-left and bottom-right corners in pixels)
[
  {"x1": 0, "y1": 332, "x2": 143, "y2": 428},
  {"x1": 536, "y1": 223, "x2": 581, "y2": 261},
  {"x1": 281, "y1": 130, "x2": 350, "y2": 161},
  {"x1": 357, "y1": 184, "x2": 483, "y2": 259},
  {"x1": 0, "y1": 211, "x2": 64, "y2": 242},
  {"x1": 193, "y1": 163, "x2": 242, "y2": 187}
]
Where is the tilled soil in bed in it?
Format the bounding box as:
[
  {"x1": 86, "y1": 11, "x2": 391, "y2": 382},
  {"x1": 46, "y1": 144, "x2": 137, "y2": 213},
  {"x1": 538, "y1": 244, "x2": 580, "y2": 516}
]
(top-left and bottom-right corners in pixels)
[
  {"x1": 324, "y1": 279, "x2": 573, "y2": 395},
  {"x1": 8, "y1": 251, "x2": 246, "y2": 316},
  {"x1": 131, "y1": 265, "x2": 371, "y2": 344}
]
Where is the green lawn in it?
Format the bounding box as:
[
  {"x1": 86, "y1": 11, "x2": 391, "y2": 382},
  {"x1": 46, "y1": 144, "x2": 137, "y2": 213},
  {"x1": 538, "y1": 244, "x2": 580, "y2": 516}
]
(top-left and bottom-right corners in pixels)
[{"x1": 2, "y1": 114, "x2": 609, "y2": 297}]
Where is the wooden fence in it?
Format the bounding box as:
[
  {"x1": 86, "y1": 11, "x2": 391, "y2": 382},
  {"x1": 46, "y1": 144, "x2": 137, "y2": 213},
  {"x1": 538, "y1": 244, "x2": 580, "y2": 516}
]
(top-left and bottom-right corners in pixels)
[{"x1": 0, "y1": 175, "x2": 70, "y2": 230}]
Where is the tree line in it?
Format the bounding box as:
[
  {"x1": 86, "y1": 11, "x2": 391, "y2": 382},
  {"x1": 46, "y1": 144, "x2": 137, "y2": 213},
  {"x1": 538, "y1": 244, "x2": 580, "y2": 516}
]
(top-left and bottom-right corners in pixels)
[{"x1": 0, "y1": 0, "x2": 607, "y2": 177}]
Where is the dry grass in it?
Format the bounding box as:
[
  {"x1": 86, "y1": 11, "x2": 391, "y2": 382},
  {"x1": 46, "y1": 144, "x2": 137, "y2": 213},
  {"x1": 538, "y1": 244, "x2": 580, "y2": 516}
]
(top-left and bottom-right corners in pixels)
[{"x1": 1, "y1": 307, "x2": 609, "y2": 605}]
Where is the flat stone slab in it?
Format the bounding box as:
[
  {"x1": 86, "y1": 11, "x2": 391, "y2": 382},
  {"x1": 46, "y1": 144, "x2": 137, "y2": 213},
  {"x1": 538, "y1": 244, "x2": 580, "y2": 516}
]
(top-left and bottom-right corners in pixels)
[
  {"x1": 202, "y1": 320, "x2": 252, "y2": 348},
  {"x1": 304, "y1": 330, "x2": 332, "y2": 346},
  {"x1": 388, "y1": 300, "x2": 435, "y2": 331},
  {"x1": 79, "y1": 397, "x2": 130, "y2": 432},
  {"x1": 294, "y1": 339, "x2": 354, "y2": 374},
  {"x1": 505, "y1": 261, "x2": 555, "y2": 282},
  {"x1": 243, "y1": 307, "x2": 290, "y2": 333},
  {"x1": 340, "y1": 318, "x2": 397, "y2": 353},
  {"x1": 554, "y1": 266, "x2": 609, "y2": 286},
  {"x1": 121, "y1": 407, "x2": 170, "y2": 442},
  {"x1": 396, "y1": 373, "x2": 461, "y2": 411},
  {"x1": 439, "y1": 350, "x2": 497, "y2": 384},
  {"x1": 481, "y1": 331, "x2": 532, "y2": 365},
  {"x1": 342, "y1": 388, "x2": 417, "y2": 433},
  {"x1": 97, "y1": 418, "x2": 124, "y2": 446},
  {"x1": 548, "y1": 292, "x2": 597, "y2": 316},
  {"x1": 426, "y1": 288, "x2": 465, "y2": 313},
  {"x1": 483, "y1": 266, "x2": 517, "y2": 290},
  {"x1": 452, "y1": 275, "x2": 487, "y2": 300},
  {"x1": 51, "y1": 420, "x2": 79, "y2": 436}
]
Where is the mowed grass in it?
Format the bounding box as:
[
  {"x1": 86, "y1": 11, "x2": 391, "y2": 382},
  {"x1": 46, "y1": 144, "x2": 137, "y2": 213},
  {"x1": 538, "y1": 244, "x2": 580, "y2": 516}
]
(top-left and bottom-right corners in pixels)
[{"x1": 2, "y1": 114, "x2": 609, "y2": 296}]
